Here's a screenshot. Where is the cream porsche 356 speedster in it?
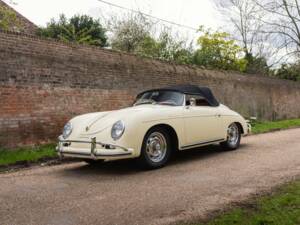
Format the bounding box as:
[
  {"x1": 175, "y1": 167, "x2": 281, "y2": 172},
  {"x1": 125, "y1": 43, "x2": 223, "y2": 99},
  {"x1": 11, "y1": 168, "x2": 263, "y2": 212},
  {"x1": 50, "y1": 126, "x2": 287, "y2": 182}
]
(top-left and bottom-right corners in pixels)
[{"x1": 56, "y1": 84, "x2": 251, "y2": 169}]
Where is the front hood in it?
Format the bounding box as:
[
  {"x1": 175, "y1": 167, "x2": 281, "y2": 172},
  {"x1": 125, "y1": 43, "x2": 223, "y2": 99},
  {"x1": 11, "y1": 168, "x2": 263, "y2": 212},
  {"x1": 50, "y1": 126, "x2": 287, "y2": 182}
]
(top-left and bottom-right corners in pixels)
[{"x1": 74, "y1": 105, "x2": 157, "y2": 136}]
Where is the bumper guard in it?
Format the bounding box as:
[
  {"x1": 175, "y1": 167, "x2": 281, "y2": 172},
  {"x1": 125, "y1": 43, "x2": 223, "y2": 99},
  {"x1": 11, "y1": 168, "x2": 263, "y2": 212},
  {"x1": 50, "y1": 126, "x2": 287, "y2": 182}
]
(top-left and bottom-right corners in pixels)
[
  {"x1": 246, "y1": 120, "x2": 252, "y2": 134},
  {"x1": 56, "y1": 136, "x2": 133, "y2": 159}
]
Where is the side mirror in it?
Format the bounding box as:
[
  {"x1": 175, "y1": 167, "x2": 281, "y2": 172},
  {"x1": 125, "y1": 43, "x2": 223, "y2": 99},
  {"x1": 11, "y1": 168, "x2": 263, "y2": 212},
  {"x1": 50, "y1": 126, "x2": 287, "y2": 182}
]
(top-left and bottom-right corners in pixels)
[{"x1": 190, "y1": 98, "x2": 196, "y2": 107}]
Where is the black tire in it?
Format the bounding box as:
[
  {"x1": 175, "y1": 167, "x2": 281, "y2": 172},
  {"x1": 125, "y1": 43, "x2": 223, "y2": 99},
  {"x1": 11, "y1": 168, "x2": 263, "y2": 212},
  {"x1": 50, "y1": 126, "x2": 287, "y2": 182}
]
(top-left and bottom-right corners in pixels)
[
  {"x1": 84, "y1": 159, "x2": 104, "y2": 165},
  {"x1": 220, "y1": 123, "x2": 241, "y2": 151},
  {"x1": 137, "y1": 127, "x2": 172, "y2": 170}
]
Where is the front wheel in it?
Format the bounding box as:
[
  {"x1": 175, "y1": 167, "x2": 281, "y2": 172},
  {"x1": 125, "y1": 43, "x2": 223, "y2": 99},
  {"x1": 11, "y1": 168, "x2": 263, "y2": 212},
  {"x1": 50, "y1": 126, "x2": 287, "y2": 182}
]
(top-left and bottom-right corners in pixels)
[
  {"x1": 220, "y1": 123, "x2": 241, "y2": 150},
  {"x1": 137, "y1": 127, "x2": 172, "y2": 169}
]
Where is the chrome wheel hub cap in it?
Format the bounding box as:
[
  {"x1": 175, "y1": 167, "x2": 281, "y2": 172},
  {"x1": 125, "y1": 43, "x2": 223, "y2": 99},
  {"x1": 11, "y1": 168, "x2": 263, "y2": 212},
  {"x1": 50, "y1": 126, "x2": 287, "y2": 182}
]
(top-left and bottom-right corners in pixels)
[
  {"x1": 227, "y1": 123, "x2": 239, "y2": 146},
  {"x1": 146, "y1": 132, "x2": 167, "y2": 163}
]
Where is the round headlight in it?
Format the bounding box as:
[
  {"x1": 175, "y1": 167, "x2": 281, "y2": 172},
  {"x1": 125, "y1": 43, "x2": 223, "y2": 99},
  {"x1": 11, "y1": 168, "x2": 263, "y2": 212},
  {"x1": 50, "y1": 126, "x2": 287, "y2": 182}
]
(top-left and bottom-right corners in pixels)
[
  {"x1": 62, "y1": 122, "x2": 73, "y2": 139},
  {"x1": 111, "y1": 120, "x2": 125, "y2": 140}
]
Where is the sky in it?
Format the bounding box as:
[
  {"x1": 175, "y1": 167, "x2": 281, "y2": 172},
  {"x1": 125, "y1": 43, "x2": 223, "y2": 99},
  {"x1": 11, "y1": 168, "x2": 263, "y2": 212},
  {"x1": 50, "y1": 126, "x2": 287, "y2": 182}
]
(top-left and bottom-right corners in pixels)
[{"x1": 4, "y1": 0, "x2": 222, "y2": 41}]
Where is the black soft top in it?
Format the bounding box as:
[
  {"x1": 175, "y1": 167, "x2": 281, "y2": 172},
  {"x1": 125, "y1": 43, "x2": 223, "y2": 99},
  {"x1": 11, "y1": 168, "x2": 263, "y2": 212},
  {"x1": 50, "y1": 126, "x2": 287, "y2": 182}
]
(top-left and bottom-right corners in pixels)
[{"x1": 138, "y1": 84, "x2": 219, "y2": 107}]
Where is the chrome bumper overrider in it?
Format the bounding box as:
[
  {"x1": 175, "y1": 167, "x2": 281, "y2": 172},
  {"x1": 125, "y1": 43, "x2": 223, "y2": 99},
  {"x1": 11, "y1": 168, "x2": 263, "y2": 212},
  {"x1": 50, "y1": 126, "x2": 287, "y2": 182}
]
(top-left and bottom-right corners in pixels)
[
  {"x1": 246, "y1": 121, "x2": 252, "y2": 134},
  {"x1": 56, "y1": 136, "x2": 134, "y2": 159}
]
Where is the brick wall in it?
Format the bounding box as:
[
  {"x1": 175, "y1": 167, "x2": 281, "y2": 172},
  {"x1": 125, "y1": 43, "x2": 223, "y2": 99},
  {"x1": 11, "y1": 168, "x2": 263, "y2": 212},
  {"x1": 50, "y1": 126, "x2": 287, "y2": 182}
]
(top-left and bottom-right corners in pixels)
[{"x1": 1, "y1": 30, "x2": 300, "y2": 148}]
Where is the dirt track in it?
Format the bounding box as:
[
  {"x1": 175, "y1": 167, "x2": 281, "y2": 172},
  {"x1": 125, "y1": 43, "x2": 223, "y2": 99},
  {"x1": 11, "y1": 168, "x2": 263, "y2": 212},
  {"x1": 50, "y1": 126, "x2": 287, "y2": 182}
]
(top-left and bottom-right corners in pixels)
[{"x1": 0, "y1": 128, "x2": 300, "y2": 225}]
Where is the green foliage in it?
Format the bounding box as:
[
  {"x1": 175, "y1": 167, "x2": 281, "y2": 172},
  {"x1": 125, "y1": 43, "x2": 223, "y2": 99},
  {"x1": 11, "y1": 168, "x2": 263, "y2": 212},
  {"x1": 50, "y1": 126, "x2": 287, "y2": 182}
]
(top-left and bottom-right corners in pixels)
[
  {"x1": 252, "y1": 118, "x2": 300, "y2": 134},
  {"x1": 0, "y1": 4, "x2": 19, "y2": 31},
  {"x1": 37, "y1": 14, "x2": 67, "y2": 39},
  {"x1": 136, "y1": 30, "x2": 194, "y2": 64},
  {"x1": 0, "y1": 144, "x2": 56, "y2": 166},
  {"x1": 275, "y1": 62, "x2": 300, "y2": 81},
  {"x1": 110, "y1": 13, "x2": 152, "y2": 52},
  {"x1": 195, "y1": 180, "x2": 300, "y2": 225},
  {"x1": 244, "y1": 53, "x2": 270, "y2": 75},
  {"x1": 37, "y1": 14, "x2": 107, "y2": 47},
  {"x1": 110, "y1": 14, "x2": 193, "y2": 64},
  {"x1": 193, "y1": 27, "x2": 247, "y2": 72}
]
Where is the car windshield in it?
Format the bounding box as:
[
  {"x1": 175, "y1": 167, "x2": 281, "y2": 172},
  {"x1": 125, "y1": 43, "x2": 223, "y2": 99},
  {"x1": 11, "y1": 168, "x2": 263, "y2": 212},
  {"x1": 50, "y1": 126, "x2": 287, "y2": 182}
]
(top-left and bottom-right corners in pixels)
[{"x1": 134, "y1": 91, "x2": 184, "y2": 106}]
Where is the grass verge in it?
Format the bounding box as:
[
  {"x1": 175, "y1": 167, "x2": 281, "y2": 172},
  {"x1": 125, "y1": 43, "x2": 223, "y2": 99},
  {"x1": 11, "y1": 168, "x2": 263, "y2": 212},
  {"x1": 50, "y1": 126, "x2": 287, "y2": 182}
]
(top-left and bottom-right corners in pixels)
[
  {"x1": 0, "y1": 144, "x2": 57, "y2": 166},
  {"x1": 251, "y1": 118, "x2": 300, "y2": 134},
  {"x1": 193, "y1": 180, "x2": 300, "y2": 225}
]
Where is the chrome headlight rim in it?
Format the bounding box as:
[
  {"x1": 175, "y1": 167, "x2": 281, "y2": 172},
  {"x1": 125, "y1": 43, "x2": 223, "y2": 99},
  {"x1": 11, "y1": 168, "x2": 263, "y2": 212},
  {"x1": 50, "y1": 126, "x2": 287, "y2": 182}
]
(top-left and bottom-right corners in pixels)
[
  {"x1": 62, "y1": 122, "x2": 73, "y2": 139},
  {"x1": 111, "y1": 120, "x2": 125, "y2": 140}
]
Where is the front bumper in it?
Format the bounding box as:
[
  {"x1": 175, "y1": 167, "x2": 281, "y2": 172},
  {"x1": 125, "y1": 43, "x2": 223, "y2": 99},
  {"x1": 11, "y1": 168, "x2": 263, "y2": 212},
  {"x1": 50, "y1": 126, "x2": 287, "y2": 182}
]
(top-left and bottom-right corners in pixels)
[{"x1": 56, "y1": 136, "x2": 134, "y2": 160}]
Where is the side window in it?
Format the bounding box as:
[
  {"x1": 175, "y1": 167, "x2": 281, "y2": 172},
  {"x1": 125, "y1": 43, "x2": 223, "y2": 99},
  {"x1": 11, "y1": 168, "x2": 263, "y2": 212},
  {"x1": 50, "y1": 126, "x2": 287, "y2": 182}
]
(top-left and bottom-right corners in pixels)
[{"x1": 186, "y1": 95, "x2": 211, "y2": 107}]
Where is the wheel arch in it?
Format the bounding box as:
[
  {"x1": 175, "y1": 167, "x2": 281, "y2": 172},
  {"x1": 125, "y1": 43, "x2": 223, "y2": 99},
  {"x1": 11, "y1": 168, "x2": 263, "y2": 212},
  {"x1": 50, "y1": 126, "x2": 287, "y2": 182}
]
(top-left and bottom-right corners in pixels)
[
  {"x1": 145, "y1": 123, "x2": 179, "y2": 151},
  {"x1": 234, "y1": 122, "x2": 244, "y2": 134}
]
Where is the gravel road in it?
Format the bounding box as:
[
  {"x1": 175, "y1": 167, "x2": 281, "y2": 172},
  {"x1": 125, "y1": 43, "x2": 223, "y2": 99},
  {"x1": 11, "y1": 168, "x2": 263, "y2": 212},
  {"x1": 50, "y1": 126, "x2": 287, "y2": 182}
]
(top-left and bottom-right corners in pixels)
[{"x1": 1, "y1": 128, "x2": 300, "y2": 225}]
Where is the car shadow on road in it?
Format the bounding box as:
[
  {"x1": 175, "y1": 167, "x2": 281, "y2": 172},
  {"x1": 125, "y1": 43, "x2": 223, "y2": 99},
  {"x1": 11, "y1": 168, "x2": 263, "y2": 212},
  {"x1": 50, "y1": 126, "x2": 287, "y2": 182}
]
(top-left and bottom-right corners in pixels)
[
  {"x1": 59, "y1": 143, "x2": 248, "y2": 178},
  {"x1": 171, "y1": 144, "x2": 227, "y2": 164}
]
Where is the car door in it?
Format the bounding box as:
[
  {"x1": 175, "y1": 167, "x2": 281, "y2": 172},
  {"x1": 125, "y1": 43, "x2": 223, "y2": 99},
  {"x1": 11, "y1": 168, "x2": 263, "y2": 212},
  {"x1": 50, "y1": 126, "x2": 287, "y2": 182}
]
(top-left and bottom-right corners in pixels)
[{"x1": 182, "y1": 95, "x2": 224, "y2": 149}]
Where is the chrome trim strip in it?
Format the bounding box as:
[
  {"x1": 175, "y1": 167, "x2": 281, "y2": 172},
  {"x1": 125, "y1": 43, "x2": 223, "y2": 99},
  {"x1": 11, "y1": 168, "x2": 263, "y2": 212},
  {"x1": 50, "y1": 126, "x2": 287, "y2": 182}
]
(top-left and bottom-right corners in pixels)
[{"x1": 181, "y1": 138, "x2": 225, "y2": 150}]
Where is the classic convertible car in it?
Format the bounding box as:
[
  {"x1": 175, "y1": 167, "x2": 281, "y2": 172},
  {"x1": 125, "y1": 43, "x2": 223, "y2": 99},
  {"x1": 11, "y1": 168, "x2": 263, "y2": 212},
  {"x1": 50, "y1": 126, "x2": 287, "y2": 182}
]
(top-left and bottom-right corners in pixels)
[{"x1": 56, "y1": 84, "x2": 251, "y2": 169}]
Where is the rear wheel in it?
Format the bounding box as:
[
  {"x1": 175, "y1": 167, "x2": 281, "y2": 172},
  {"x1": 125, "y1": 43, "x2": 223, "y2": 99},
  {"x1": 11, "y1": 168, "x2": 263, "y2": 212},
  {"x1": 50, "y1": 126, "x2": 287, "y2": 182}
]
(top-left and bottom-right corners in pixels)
[
  {"x1": 220, "y1": 123, "x2": 241, "y2": 150},
  {"x1": 137, "y1": 127, "x2": 172, "y2": 169}
]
